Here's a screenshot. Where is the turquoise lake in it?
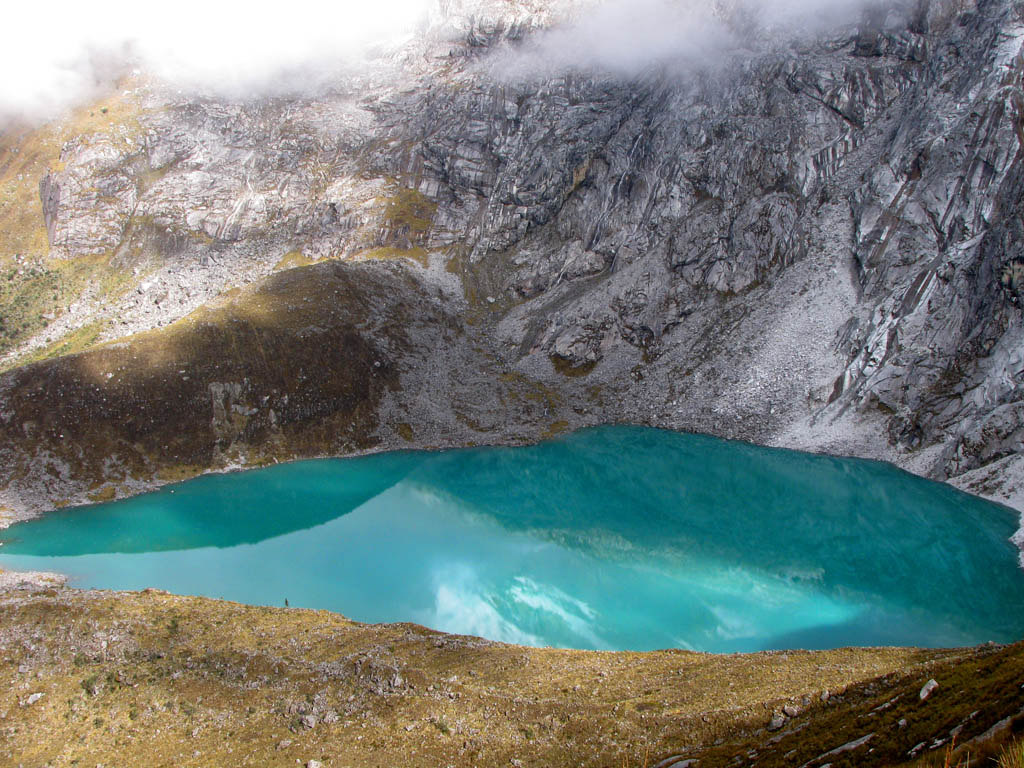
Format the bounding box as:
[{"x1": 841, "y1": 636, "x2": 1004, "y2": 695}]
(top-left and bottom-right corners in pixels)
[{"x1": 1, "y1": 425, "x2": 1022, "y2": 652}]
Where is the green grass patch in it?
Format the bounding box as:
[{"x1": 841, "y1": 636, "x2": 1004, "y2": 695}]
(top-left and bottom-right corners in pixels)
[
  {"x1": 274, "y1": 250, "x2": 316, "y2": 271},
  {"x1": 0, "y1": 254, "x2": 117, "y2": 359},
  {"x1": 17, "y1": 320, "x2": 106, "y2": 366},
  {"x1": 382, "y1": 187, "x2": 436, "y2": 235},
  {"x1": 0, "y1": 265, "x2": 63, "y2": 351},
  {"x1": 1, "y1": 250, "x2": 147, "y2": 366},
  {"x1": 550, "y1": 354, "x2": 598, "y2": 378}
]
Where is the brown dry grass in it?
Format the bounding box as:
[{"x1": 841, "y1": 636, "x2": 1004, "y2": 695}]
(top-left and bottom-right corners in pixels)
[
  {"x1": 999, "y1": 739, "x2": 1024, "y2": 768},
  {"x1": 1, "y1": 585, "x2": 981, "y2": 768}
]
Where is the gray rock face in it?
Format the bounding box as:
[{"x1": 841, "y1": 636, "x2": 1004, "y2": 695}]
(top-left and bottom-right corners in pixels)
[
  {"x1": 919, "y1": 678, "x2": 939, "y2": 700},
  {"x1": 3, "y1": 0, "x2": 1024, "y2": 523}
]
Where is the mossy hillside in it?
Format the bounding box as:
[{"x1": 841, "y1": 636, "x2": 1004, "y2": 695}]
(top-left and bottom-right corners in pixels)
[
  {"x1": 0, "y1": 250, "x2": 148, "y2": 364},
  {"x1": 382, "y1": 187, "x2": 436, "y2": 238},
  {"x1": 0, "y1": 125, "x2": 57, "y2": 260},
  {"x1": 25, "y1": 321, "x2": 107, "y2": 363},
  {"x1": 0, "y1": 262, "x2": 65, "y2": 352},
  {"x1": 274, "y1": 249, "x2": 316, "y2": 271},
  {"x1": 688, "y1": 642, "x2": 1024, "y2": 768},
  {"x1": 551, "y1": 354, "x2": 598, "y2": 378},
  {"x1": 0, "y1": 87, "x2": 154, "y2": 358},
  {"x1": 0, "y1": 260, "x2": 443, "y2": 504},
  {"x1": 345, "y1": 185, "x2": 432, "y2": 248},
  {"x1": 1, "y1": 586, "x2": 988, "y2": 768}
]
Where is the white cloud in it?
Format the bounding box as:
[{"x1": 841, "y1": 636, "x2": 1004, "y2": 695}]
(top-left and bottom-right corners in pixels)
[
  {"x1": 1, "y1": 0, "x2": 434, "y2": 119},
  {"x1": 484, "y1": 0, "x2": 898, "y2": 80},
  {"x1": 1, "y1": 0, "x2": 899, "y2": 119}
]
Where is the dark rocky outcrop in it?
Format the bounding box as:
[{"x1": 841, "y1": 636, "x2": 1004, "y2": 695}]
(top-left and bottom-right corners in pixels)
[{"x1": 0, "y1": 261, "x2": 465, "y2": 507}]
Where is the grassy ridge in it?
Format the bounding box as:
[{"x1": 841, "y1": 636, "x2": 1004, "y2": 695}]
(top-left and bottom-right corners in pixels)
[{"x1": 6, "y1": 585, "x2": 1018, "y2": 768}]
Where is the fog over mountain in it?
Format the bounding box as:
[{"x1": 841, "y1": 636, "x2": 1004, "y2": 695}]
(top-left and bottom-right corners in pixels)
[
  {"x1": 4, "y1": 0, "x2": 899, "y2": 119},
  {"x1": 1, "y1": 0, "x2": 435, "y2": 118},
  {"x1": 485, "y1": 0, "x2": 899, "y2": 80}
]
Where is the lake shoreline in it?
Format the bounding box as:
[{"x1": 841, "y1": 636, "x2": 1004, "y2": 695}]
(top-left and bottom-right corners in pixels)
[{"x1": 3, "y1": 425, "x2": 1021, "y2": 652}]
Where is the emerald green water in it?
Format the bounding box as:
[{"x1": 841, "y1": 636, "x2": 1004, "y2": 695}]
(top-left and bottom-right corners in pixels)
[{"x1": 1, "y1": 426, "x2": 1022, "y2": 652}]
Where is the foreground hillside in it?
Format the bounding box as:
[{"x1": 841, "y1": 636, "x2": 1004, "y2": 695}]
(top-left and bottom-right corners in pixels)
[{"x1": 1, "y1": 580, "x2": 1022, "y2": 768}]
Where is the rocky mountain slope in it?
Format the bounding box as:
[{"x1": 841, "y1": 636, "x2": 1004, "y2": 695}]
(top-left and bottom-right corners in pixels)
[{"x1": 2, "y1": 0, "x2": 1024, "y2": 530}]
